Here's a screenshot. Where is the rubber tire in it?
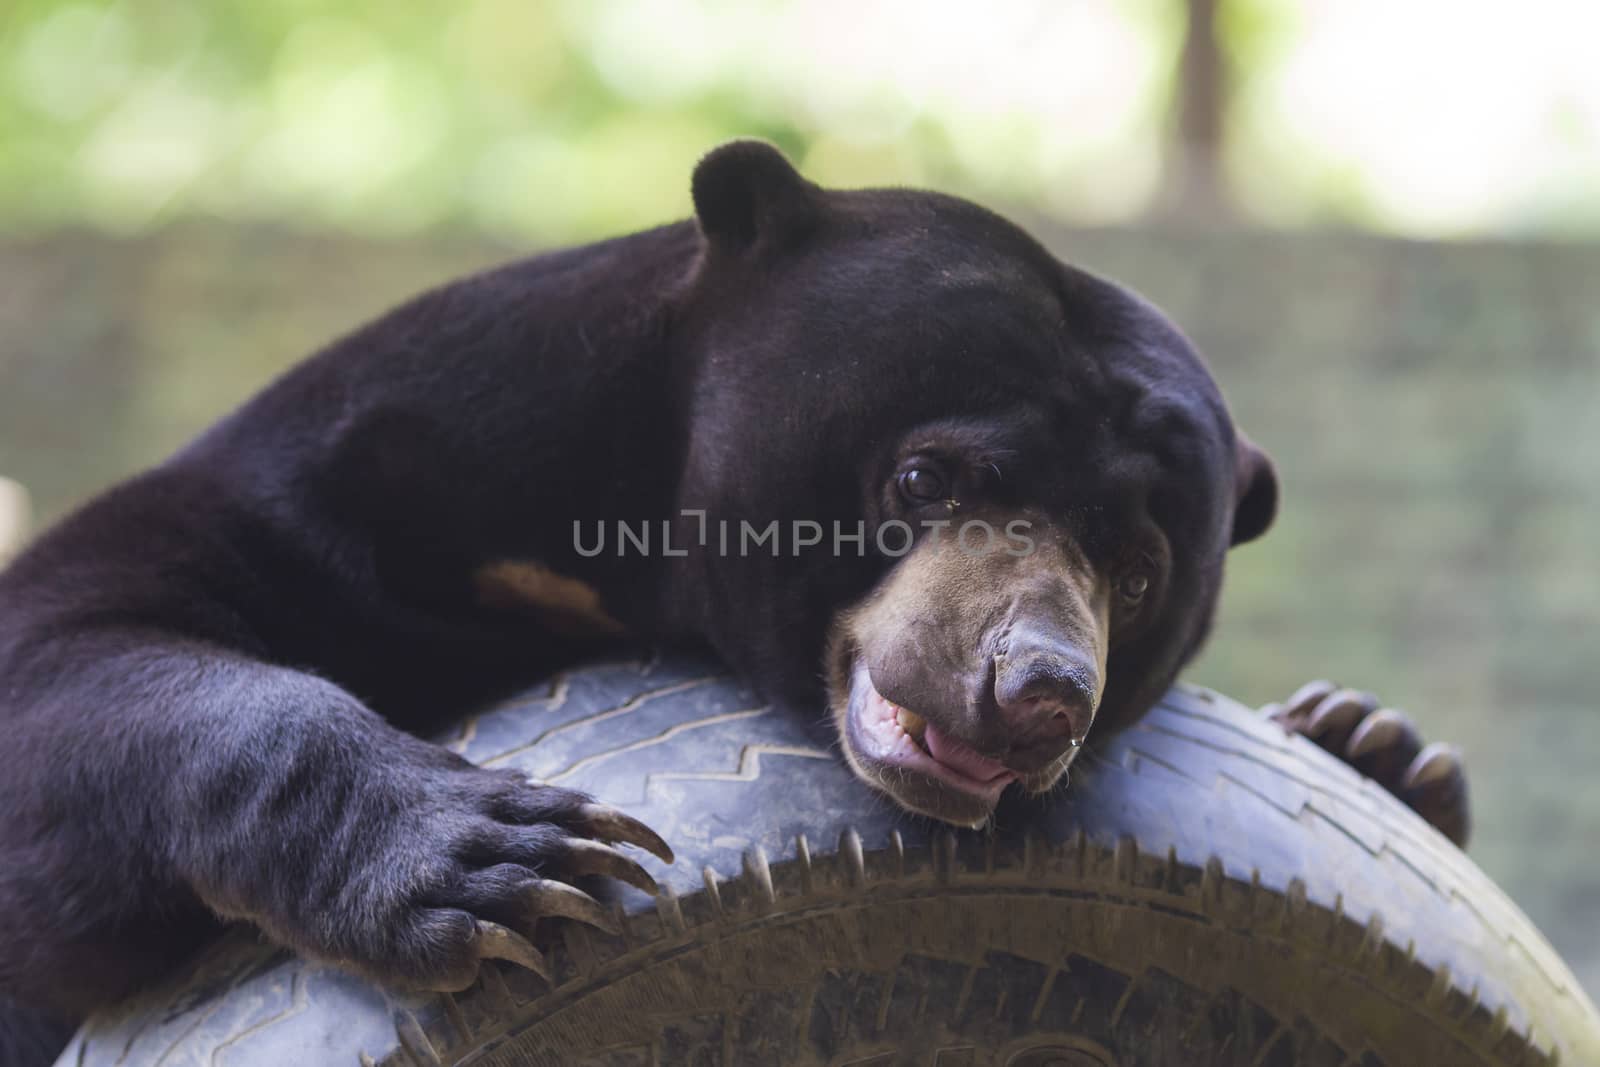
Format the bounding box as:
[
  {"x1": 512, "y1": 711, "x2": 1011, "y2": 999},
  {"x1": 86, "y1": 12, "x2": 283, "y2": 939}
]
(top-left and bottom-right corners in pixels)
[{"x1": 56, "y1": 655, "x2": 1600, "y2": 1066}]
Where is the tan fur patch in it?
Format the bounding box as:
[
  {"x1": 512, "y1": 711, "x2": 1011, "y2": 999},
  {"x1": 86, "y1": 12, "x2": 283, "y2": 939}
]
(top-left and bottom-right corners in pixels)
[{"x1": 473, "y1": 561, "x2": 626, "y2": 638}]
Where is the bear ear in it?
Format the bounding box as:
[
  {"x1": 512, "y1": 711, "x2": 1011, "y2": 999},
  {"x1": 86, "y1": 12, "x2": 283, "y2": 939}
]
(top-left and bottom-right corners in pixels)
[
  {"x1": 1230, "y1": 430, "x2": 1278, "y2": 546},
  {"x1": 691, "y1": 140, "x2": 819, "y2": 251}
]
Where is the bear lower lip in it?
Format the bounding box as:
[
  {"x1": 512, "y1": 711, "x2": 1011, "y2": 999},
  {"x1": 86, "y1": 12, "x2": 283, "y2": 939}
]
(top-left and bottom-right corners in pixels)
[{"x1": 848, "y1": 667, "x2": 1017, "y2": 802}]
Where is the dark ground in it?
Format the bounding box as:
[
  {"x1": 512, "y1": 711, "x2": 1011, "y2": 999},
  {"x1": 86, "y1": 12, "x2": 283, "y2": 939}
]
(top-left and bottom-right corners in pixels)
[{"x1": 1, "y1": 222, "x2": 1596, "y2": 996}]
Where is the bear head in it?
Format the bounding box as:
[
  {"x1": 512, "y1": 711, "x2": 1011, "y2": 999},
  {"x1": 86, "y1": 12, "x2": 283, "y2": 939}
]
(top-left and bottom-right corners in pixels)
[{"x1": 662, "y1": 141, "x2": 1276, "y2": 827}]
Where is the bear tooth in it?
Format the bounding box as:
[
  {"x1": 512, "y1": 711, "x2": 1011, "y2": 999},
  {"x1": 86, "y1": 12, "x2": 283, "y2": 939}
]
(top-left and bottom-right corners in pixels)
[{"x1": 895, "y1": 707, "x2": 927, "y2": 741}]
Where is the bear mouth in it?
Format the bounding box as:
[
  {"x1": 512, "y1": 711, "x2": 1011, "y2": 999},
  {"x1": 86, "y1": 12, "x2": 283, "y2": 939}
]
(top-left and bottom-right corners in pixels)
[{"x1": 837, "y1": 658, "x2": 1023, "y2": 827}]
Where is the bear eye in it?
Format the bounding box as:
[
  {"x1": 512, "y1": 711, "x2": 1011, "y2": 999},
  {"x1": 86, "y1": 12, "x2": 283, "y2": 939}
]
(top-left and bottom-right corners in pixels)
[
  {"x1": 1119, "y1": 573, "x2": 1150, "y2": 604},
  {"x1": 897, "y1": 466, "x2": 947, "y2": 504}
]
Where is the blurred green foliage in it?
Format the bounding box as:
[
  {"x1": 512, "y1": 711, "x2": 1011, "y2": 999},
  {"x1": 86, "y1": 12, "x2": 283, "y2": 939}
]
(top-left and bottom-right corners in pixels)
[
  {"x1": 0, "y1": 0, "x2": 1186, "y2": 240},
  {"x1": 1, "y1": 0, "x2": 780, "y2": 239},
  {"x1": 11, "y1": 0, "x2": 1595, "y2": 241}
]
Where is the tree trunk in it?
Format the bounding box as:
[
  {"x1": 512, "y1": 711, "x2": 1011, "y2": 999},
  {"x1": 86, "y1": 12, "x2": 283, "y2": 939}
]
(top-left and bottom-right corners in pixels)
[{"x1": 1162, "y1": 0, "x2": 1234, "y2": 221}]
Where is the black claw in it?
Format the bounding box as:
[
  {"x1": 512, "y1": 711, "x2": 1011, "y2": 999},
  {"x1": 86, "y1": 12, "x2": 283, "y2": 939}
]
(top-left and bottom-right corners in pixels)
[
  {"x1": 1303, "y1": 688, "x2": 1377, "y2": 753},
  {"x1": 1401, "y1": 743, "x2": 1471, "y2": 848},
  {"x1": 1285, "y1": 679, "x2": 1340, "y2": 717},
  {"x1": 1264, "y1": 679, "x2": 1338, "y2": 732},
  {"x1": 1345, "y1": 707, "x2": 1424, "y2": 785},
  {"x1": 1345, "y1": 709, "x2": 1398, "y2": 756}
]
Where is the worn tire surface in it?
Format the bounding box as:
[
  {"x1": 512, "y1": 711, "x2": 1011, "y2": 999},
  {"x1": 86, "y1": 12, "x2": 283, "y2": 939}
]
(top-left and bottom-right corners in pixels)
[{"x1": 57, "y1": 655, "x2": 1600, "y2": 1066}]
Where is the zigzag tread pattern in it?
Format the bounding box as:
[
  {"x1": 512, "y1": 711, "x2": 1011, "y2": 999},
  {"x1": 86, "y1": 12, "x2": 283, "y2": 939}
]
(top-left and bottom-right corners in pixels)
[{"x1": 59, "y1": 667, "x2": 1598, "y2": 1066}]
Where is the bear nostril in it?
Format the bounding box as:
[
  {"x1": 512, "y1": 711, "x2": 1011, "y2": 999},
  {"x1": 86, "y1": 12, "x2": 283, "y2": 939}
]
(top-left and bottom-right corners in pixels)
[
  {"x1": 1048, "y1": 709, "x2": 1089, "y2": 742},
  {"x1": 992, "y1": 646, "x2": 1098, "y2": 749},
  {"x1": 1018, "y1": 701, "x2": 1086, "y2": 744},
  {"x1": 1049, "y1": 709, "x2": 1085, "y2": 747}
]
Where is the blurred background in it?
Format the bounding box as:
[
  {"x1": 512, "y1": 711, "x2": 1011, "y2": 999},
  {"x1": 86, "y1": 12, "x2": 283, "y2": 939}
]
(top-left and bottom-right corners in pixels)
[{"x1": 1, "y1": 0, "x2": 1596, "y2": 996}]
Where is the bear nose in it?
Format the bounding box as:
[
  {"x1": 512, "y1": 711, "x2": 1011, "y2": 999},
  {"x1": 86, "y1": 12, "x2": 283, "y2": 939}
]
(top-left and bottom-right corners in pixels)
[{"x1": 992, "y1": 636, "x2": 1098, "y2": 751}]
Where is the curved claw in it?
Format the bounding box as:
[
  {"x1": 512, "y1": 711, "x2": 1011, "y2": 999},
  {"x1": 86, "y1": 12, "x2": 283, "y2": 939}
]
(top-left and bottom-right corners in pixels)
[
  {"x1": 1286, "y1": 679, "x2": 1340, "y2": 717},
  {"x1": 563, "y1": 838, "x2": 660, "y2": 895},
  {"x1": 1305, "y1": 687, "x2": 1382, "y2": 739},
  {"x1": 1346, "y1": 707, "x2": 1418, "y2": 759},
  {"x1": 575, "y1": 802, "x2": 675, "y2": 864},
  {"x1": 1405, "y1": 742, "x2": 1462, "y2": 788},
  {"x1": 1402, "y1": 742, "x2": 1471, "y2": 848},
  {"x1": 1264, "y1": 678, "x2": 1338, "y2": 728},
  {"x1": 472, "y1": 920, "x2": 550, "y2": 981},
  {"x1": 524, "y1": 878, "x2": 620, "y2": 935},
  {"x1": 1345, "y1": 706, "x2": 1425, "y2": 789}
]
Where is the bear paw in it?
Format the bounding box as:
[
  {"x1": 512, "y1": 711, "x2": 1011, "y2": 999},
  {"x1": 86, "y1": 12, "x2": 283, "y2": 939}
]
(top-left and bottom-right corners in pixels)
[
  {"x1": 267, "y1": 756, "x2": 674, "y2": 993},
  {"x1": 1263, "y1": 679, "x2": 1470, "y2": 848}
]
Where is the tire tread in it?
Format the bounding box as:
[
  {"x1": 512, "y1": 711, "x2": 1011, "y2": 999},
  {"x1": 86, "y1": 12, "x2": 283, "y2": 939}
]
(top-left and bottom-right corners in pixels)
[{"x1": 56, "y1": 664, "x2": 1599, "y2": 1067}]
